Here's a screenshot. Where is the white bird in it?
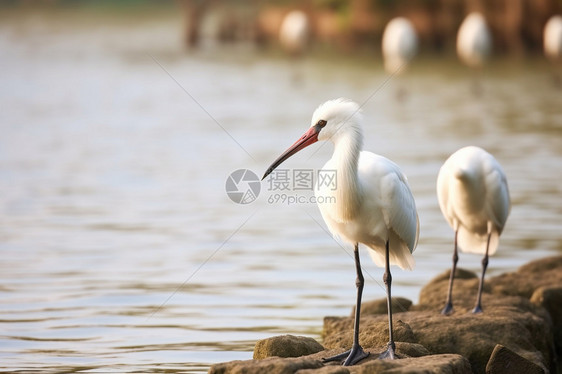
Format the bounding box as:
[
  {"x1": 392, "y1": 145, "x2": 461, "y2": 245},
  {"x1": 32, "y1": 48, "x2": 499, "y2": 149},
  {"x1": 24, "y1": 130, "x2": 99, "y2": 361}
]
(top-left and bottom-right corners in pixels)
[
  {"x1": 279, "y1": 10, "x2": 310, "y2": 56},
  {"x1": 437, "y1": 146, "x2": 510, "y2": 315},
  {"x1": 544, "y1": 15, "x2": 562, "y2": 62},
  {"x1": 382, "y1": 17, "x2": 418, "y2": 75},
  {"x1": 457, "y1": 13, "x2": 492, "y2": 69},
  {"x1": 262, "y1": 99, "x2": 419, "y2": 365}
]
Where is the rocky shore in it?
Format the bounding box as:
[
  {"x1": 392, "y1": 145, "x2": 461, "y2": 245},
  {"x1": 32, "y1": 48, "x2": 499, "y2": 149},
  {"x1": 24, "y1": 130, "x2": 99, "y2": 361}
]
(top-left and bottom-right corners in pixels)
[{"x1": 209, "y1": 255, "x2": 562, "y2": 374}]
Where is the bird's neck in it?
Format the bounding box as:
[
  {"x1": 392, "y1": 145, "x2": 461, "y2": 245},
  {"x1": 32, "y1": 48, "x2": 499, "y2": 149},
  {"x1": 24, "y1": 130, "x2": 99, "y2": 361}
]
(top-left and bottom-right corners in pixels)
[{"x1": 331, "y1": 131, "x2": 362, "y2": 221}]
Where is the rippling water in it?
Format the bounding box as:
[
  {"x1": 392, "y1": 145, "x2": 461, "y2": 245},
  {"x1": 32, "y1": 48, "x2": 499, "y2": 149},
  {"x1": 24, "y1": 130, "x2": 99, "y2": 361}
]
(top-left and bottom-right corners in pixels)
[{"x1": 1, "y1": 8, "x2": 561, "y2": 373}]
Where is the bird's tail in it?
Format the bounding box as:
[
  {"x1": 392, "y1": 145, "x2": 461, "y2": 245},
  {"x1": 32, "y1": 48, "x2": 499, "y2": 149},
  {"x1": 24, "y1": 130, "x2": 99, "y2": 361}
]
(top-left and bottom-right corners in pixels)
[
  {"x1": 457, "y1": 227, "x2": 499, "y2": 256},
  {"x1": 367, "y1": 230, "x2": 415, "y2": 271}
]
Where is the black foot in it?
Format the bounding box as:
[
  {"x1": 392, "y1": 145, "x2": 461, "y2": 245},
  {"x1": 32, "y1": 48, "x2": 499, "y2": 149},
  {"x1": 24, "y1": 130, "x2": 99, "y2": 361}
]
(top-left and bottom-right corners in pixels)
[
  {"x1": 322, "y1": 349, "x2": 351, "y2": 363},
  {"x1": 344, "y1": 345, "x2": 369, "y2": 366},
  {"x1": 441, "y1": 303, "x2": 454, "y2": 315},
  {"x1": 472, "y1": 305, "x2": 483, "y2": 314},
  {"x1": 379, "y1": 342, "x2": 396, "y2": 360},
  {"x1": 322, "y1": 345, "x2": 369, "y2": 366}
]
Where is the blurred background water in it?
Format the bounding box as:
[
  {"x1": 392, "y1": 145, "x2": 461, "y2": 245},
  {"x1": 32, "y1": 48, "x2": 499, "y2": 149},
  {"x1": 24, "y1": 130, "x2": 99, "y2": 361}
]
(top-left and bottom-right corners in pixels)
[{"x1": 0, "y1": 2, "x2": 561, "y2": 373}]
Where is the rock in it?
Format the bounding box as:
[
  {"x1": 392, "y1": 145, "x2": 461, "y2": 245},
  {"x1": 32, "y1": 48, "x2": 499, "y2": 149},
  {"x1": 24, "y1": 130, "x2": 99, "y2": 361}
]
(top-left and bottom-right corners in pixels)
[
  {"x1": 517, "y1": 255, "x2": 562, "y2": 275},
  {"x1": 394, "y1": 342, "x2": 431, "y2": 358},
  {"x1": 352, "y1": 354, "x2": 472, "y2": 374},
  {"x1": 490, "y1": 255, "x2": 562, "y2": 299},
  {"x1": 322, "y1": 316, "x2": 353, "y2": 343},
  {"x1": 486, "y1": 344, "x2": 545, "y2": 374},
  {"x1": 209, "y1": 352, "x2": 470, "y2": 374},
  {"x1": 427, "y1": 268, "x2": 479, "y2": 284},
  {"x1": 405, "y1": 308, "x2": 552, "y2": 374},
  {"x1": 296, "y1": 366, "x2": 350, "y2": 374},
  {"x1": 321, "y1": 342, "x2": 430, "y2": 364},
  {"x1": 416, "y1": 263, "x2": 559, "y2": 318},
  {"x1": 351, "y1": 297, "x2": 413, "y2": 316},
  {"x1": 254, "y1": 335, "x2": 324, "y2": 359},
  {"x1": 417, "y1": 268, "x2": 484, "y2": 312},
  {"x1": 208, "y1": 356, "x2": 324, "y2": 374},
  {"x1": 323, "y1": 303, "x2": 554, "y2": 373},
  {"x1": 530, "y1": 286, "x2": 562, "y2": 356},
  {"x1": 210, "y1": 256, "x2": 562, "y2": 374},
  {"x1": 323, "y1": 317, "x2": 417, "y2": 350}
]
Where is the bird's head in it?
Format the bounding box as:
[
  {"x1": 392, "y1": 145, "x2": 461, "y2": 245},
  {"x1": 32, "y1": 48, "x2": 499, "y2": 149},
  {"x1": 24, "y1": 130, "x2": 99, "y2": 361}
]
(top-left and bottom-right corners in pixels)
[{"x1": 262, "y1": 98, "x2": 362, "y2": 180}]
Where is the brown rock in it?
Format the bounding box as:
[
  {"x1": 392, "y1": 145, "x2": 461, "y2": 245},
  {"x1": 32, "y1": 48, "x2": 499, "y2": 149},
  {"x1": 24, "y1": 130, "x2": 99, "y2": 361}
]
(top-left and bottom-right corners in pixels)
[
  {"x1": 405, "y1": 308, "x2": 552, "y2": 374},
  {"x1": 210, "y1": 256, "x2": 562, "y2": 374},
  {"x1": 296, "y1": 366, "x2": 349, "y2": 374},
  {"x1": 210, "y1": 351, "x2": 470, "y2": 374},
  {"x1": 208, "y1": 356, "x2": 324, "y2": 374},
  {"x1": 416, "y1": 263, "x2": 558, "y2": 318},
  {"x1": 428, "y1": 268, "x2": 479, "y2": 284},
  {"x1": 486, "y1": 344, "x2": 545, "y2": 374},
  {"x1": 323, "y1": 316, "x2": 353, "y2": 342},
  {"x1": 517, "y1": 255, "x2": 562, "y2": 275},
  {"x1": 394, "y1": 342, "x2": 431, "y2": 358},
  {"x1": 417, "y1": 268, "x2": 483, "y2": 312},
  {"x1": 490, "y1": 255, "x2": 562, "y2": 299},
  {"x1": 317, "y1": 342, "x2": 429, "y2": 364},
  {"x1": 254, "y1": 335, "x2": 324, "y2": 359},
  {"x1": 323, "y1": 317, "x2": 417, "y2": 350},
  {"x1": 351, "y1": 297, "x2": 413, "y2": 316},
  {"x1": 324, "y1": 302, "x2": 553, "y2": 373},
  {"x1": 530, "y1": 286, "x2": 562, "y2": 356},
  {"x1": 352, "y1": 354, "x2": 472, "y2": 374}
]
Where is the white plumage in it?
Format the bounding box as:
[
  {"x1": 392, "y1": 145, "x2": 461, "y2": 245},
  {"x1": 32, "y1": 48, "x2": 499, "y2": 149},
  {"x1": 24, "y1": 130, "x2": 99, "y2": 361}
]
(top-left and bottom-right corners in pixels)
[
  {"x1": 544, "y1": 15, "x2": 562, "y2": 62},
  {"x1": 312, "y1": 110, "x2": 418, "y2": 269},
  {"x1": 437, "y1": 146, "x2": 510, "y2": 314},
  {"x1": 263, "y1": 98, "x2": 419, "y2": 364},
  {"x1": 279, "y1": 10, "x2": 310, "y2": 55},
  {"x1": 456, "y1": 13, "x2": 492, "y2": 68},
  {"x1": 382, "y1": 17, "x2": 418, "y2": 74},
  {"x1": 437, "y1": 146, "x2": 510, "y2": 255}
]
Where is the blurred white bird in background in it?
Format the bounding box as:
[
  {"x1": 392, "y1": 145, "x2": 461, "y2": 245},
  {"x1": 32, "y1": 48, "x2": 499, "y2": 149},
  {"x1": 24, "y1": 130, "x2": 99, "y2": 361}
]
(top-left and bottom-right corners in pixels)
[
  {"x1": 262, "y1": 98, "x2": 419, "y2": 365},
  {"x1": 544, "y1": 15, "x2": 562, "y2": 62},
  {"x1": 382, "y1": 17, "x2": 418, "y2": 99},
  {"x1": 544, "y1": 15, "x2": 562, "y2": 86},
  {"x1": 279, "y1": 10, "x2": 310, "y2": 56},
  {"x1": 382, "y1": 17, "x2": 418, "y2": 74},
  {"x1": 437, "y1": 146, "x2": 510, "y2": 315},
  {"x1": 457, "y1": 13, "x2": 492, "y2": 68},
  {"x1": 457, "y1": 13, "x2": 492, "y2": 93}
]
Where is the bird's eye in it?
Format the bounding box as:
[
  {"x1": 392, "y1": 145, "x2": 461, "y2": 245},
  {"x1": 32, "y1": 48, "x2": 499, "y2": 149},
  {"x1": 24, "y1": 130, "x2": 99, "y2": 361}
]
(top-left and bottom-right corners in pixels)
[{"x1": 316, "y1": 120, "x2": 327, "y2": 128}]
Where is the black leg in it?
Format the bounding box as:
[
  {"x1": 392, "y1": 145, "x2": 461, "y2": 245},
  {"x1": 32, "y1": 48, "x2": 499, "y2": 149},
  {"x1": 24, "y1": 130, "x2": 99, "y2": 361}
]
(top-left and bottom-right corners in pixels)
[
  {"x1": 472, "y1": 232, "x2": 491, "y2": 314},
  {"x1": 323, "y1": 243, "x2": 369, "y2": 366},
  {"x1": 441, "y1": 230, "x2": 459, "y2": 315},
  {"x1": 379, "y1": 241, "x2": 396, "y2": 360}
]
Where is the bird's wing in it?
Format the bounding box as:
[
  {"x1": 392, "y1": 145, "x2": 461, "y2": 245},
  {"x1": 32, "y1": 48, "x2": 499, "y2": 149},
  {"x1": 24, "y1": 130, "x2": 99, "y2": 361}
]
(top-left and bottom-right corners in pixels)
[
  {"x1": 380, "y1": 168, "x2": 420, "y2": 253},
  {"x1": 484, "y1": 158, "x2": 511, "y2": 234},
  {"x1": 359, "y1": 152, "x2": 419, "y2": 253}
]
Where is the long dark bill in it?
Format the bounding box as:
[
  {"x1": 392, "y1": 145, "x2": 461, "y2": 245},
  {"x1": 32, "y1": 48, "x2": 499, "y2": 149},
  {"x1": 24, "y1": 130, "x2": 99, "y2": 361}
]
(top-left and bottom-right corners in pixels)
[{"x1": 262, "y1": 126, "x2": 320, "y2": 180}]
